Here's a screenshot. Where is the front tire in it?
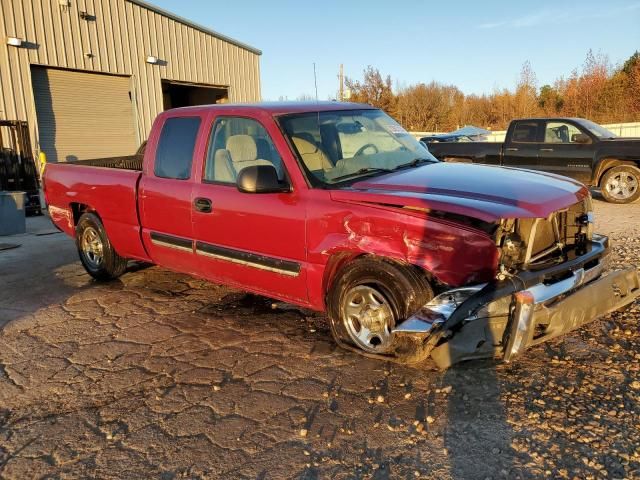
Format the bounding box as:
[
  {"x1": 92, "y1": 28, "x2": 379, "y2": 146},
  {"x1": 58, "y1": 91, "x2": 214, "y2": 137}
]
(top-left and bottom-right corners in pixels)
[
  {"x1": 327, "y1": 257, "x2": 433, "y2": 357},
  {"x1": 600, "y1": 165, "x2": 640, "y2": 204},
  {"x1": 75, "y1": 212, "x2": 128, "y2": 280}
]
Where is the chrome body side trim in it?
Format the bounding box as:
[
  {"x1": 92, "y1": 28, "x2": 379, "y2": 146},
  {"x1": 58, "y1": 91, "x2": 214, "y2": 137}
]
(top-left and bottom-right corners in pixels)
[
  {"x1": 150, "y1": 232, "x2": 194, "y2": 253},
  {"x1": 195, "y1": 241, "x2": 301, "y2": 277}
]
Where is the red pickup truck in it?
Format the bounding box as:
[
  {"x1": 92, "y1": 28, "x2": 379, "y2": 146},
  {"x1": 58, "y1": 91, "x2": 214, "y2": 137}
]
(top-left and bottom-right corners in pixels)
[{"x1": 44, "y1": 102, "x2": 640, "y2": 368}]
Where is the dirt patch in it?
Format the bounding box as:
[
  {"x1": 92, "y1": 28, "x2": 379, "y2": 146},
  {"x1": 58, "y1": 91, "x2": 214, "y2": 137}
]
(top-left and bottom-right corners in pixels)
[{"x1": 0, "y1": 199, "x2": 638, "y2": 479}]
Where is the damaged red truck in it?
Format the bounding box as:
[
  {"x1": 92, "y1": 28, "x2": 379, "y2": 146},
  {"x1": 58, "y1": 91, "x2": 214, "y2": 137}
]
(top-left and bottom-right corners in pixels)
[{"x1": 43, "y1": 102, "x2": 640, "y2": 368}]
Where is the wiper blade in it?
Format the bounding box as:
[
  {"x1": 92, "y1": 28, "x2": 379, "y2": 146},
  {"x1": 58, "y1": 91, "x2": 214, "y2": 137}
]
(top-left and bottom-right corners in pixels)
[
  {"x1": 331, "y1": 167, "x2": 393, "y2": 182},
  {"x1": 392, "y1": 158, "x2": 434, "y2": 171}
]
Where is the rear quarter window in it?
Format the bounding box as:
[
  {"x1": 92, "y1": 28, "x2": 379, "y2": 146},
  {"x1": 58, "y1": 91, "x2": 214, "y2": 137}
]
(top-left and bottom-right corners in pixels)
[
  {"x1": 154, "y1": 117, "x2": 201, "y2": 179},
  {"x1": 511, "y1": 121, "x2": 540, "y2": 143}
]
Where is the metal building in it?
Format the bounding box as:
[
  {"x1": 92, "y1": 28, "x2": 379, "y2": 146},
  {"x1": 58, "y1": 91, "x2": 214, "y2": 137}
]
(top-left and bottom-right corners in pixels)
[{"x1": 0, "y1": 0, "x2": 261, "y2": 162}]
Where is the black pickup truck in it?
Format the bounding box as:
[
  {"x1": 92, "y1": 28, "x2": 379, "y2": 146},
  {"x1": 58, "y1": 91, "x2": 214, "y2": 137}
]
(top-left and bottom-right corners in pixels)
[{"x1": 424, "y1": 118, "x2": 640, "y2": 203}]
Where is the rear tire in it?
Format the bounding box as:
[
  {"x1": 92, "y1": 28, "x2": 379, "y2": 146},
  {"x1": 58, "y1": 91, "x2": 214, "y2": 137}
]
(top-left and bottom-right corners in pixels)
[
  {"x1": 327, "y1": 257, "x2": 433, "y2": 357},
  {"x1": 75, "y1": 212, "x2": 128, "y2": 280},
  {"x1": 600, "y1": 165, "x2": 640, "y2": 204}
]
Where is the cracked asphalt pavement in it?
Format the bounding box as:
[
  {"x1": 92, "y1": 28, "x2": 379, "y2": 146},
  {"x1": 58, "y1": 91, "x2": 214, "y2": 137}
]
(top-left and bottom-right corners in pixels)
[{"x1": 0, "y1": 197, "x2": 638, "y2": 479}]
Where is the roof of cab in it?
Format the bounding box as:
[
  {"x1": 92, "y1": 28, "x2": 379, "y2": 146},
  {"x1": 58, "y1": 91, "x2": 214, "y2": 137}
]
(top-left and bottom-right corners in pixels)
[
  {"x1": 166, "y1": 101, "x2": 376, "y2": 116},
  {"x1": 513, "y1": 117, "x2": 587, "y2": 122}
]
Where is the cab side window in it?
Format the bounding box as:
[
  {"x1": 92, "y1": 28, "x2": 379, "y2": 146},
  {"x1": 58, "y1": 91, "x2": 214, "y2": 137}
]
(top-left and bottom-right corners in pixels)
[
  {"x1": 511, "y1": 121, "x2": 539, "y2": 143},
  {"x1": 154, "y1": 117, "x2": 201, "y2": 180},
  {"x1": 544, "y1": 122, "x2": 582, "y2": 143},
  {"x1": 204, "y1": 117, "x2": 284, "y2": 183}
]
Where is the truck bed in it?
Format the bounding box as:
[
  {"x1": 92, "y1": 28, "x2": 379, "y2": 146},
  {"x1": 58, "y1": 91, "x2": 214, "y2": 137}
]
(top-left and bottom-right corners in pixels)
[
  {"x1": 66, "y1": 154, "x2": 143, "y2": 171},
  {"x1": 44, "y1": 160, "x2": 149, "y2": 261}
]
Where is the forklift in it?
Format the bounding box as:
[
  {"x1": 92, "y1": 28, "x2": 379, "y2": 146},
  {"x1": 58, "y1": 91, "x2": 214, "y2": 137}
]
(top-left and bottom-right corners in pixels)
[{"x1": 0, "y1": 120, "x2": 42, "y2": 216}]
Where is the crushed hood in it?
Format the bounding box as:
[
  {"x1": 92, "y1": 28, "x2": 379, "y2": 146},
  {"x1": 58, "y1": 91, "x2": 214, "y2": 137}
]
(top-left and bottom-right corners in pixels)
[{"x1": 334, "y1": 163, "x2": 589, "y2": 223}]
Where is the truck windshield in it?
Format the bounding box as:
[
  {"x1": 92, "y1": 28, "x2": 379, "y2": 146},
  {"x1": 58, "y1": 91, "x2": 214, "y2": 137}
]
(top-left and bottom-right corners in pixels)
[
  {"x1": 279, "y1": 109, "x2": 437, "y2": 185},
  {"x1": 577, "y1": 119, "x2": 617, "y2": 139}
]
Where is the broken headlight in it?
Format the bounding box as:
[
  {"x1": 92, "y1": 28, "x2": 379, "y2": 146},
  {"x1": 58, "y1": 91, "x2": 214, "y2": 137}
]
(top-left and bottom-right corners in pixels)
[{"x1": 419, "y1": 284, "x2": 487, "y2": 323}]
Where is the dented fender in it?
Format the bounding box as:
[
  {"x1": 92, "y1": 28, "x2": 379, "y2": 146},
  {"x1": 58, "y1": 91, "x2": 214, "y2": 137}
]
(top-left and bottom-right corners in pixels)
[{"x1": 304, "y1": 193, "x2": 500, "y2": 309}]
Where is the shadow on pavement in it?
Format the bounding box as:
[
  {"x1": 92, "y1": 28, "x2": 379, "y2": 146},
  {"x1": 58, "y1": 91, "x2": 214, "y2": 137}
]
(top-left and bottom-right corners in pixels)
[
  {"x1": 0, "y1": 215, "x2": 152, "y2": 329},
  {"x1": 443, "y1": 361, "x2": 518, "y2": 479}
]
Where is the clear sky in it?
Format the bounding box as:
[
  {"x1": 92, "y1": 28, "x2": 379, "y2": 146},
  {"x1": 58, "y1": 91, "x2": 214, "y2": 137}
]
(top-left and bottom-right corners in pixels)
[{"x1": 150, "y1": 0, "x2": 640, "y2": 100}]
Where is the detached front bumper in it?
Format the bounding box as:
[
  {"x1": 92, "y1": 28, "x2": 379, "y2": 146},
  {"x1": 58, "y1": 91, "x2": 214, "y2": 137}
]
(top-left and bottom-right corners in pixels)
[
  {"x1": 503, "y1": 264, "x2": 639, "y2": 361},
  {"x1": 393, "y1": 234, "x2": 640, "y2": 369}
]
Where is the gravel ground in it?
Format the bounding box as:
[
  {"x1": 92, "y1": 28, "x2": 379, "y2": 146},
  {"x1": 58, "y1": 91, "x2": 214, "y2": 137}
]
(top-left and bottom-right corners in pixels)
[{"x1": 0, "y1": 197, "x2": 638, "y2": 479}]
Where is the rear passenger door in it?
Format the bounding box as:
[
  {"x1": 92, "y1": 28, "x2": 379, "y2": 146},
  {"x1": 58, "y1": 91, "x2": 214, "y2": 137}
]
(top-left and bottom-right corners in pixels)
[
  {"x1": 537, "y1": 120, "x2": 594, "y2": 182},
  {"x1": 502, "y1": 120, "x2": 542, "y2": 171},
  {"x1": 139, "y1": 115, "x2": 204, "y2": 274},
  {"x1": 192, "y1": 116, "x2": 308, "y2": 303}
]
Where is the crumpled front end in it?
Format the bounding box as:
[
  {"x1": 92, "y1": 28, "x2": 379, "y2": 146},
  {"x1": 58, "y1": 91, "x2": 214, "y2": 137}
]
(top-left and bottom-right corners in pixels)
[{"x1": 392, "y1": 234, "x2": 640, "y2": 369}]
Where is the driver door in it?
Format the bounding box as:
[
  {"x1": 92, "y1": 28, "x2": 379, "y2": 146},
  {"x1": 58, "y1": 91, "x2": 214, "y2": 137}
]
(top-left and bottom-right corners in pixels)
[{"x1": 191, "y1": 115, "x2": 308, "y2": 303}]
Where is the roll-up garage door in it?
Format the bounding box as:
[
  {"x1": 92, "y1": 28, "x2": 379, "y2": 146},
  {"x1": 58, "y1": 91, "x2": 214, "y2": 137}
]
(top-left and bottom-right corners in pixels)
[{"x1": 31, "y1": 67, "x2": 137, "y2": 163}]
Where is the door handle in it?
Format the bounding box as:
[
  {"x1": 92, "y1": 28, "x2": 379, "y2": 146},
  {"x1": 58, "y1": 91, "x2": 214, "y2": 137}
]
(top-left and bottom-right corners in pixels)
[
  {"x1": 505, "y1": 147, "x2": 518, "y2": 152},
  {"x1": 540, "y1": 148, "x2": 554, "y2": 152},
  {"x1": 193, "y1": 197, "x2": 213, "y2": 213}
]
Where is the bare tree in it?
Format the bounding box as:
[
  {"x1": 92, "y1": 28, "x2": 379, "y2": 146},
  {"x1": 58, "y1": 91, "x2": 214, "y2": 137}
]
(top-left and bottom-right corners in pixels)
[
  {"x1": 514, "y1": 61, "x2": 539, "y2": 117},
  {"x1": 345, "y1": 66, "x2": 396, "y2": 113}
]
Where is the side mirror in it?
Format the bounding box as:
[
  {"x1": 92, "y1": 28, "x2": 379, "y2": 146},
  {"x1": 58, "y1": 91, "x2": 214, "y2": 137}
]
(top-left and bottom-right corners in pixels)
[
  {"x1": 236, "y1": 165, "x2": 290, "y2": 194},
  {"x1": 572, "y1": 133, "x2": 591, "y2": 144}
]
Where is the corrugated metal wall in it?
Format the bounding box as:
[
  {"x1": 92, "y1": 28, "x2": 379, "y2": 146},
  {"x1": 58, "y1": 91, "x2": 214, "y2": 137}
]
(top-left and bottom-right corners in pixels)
[{"x1": 0, "y1": 0, "x2": 261, "y2": 157}]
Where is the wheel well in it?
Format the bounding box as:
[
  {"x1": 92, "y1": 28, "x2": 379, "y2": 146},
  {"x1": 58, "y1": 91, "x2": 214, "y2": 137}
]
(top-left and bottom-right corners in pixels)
[
  {"x1": 322, "y1": 252, "x2": 362, "y2": 302},
  {"x1": 70, "y1": 203, "x2": 98, "y2": 225},
  {"x1": 322, "y1": 253, "x2": 434, "y2": 306},
  {"x1": 595, "y1": 159, "x2": 640, "y2": 186}
]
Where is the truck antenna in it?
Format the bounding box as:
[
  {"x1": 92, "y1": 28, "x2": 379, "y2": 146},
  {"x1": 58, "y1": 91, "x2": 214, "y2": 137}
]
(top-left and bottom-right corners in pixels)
[{"x1": 313, "y1": 63, "x2": 319, "y2": 102}]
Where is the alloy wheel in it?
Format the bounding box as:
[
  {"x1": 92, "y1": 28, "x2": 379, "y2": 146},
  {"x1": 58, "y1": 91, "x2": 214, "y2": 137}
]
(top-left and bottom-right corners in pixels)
[
  {"x1": 80, "y1": 226, "x2": 104, "y2": 268},
  {"x1": 605, "y1": 172, "x2": 638, "y2": 201},
  {"x1": 341, "y1": 285, "x2": 395, "y2": 353}
]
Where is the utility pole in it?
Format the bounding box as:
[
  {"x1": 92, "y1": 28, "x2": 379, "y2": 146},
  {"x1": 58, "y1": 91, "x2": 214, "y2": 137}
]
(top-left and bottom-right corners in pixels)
[{"x1": 338, "y1": 64, "x2": 344, "y2": 102}]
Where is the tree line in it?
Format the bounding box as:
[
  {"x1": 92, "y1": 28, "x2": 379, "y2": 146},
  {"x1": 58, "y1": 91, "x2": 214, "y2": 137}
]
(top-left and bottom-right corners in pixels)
[{"x1": 344, "y1": 50, "x2": 640, "y2": 132}]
